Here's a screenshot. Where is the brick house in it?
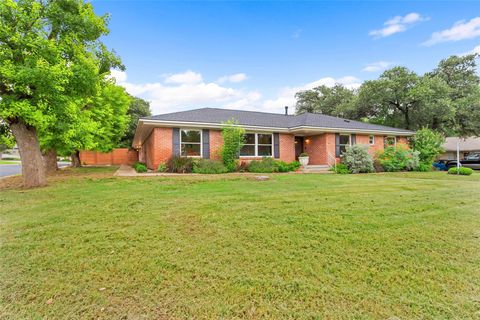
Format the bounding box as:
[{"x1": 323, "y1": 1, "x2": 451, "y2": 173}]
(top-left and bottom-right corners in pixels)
[{"x1": 132, "y1": 108, "x2": 414, "y2": 170}]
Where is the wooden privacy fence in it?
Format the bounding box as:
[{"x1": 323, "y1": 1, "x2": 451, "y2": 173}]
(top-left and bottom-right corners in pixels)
[{"x1": 80, "y1": 148, "x2": 138, "y2": 166}]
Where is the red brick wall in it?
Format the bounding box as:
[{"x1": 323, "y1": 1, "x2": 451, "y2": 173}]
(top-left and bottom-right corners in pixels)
[
  {"x1": 80, "y1": 148, "x2": 138, "y2": 166},
  {"x1": 210, "y1": 130, "x2": 223, "y2": 160},
  {"x1": 304, "y1": 133, "x2": 336, "y2": 165},
  {"x1": 279, "y1": 133, "x2": 295, "y2": 162},
  {"x1": 143, "y1": 127, "x2": 173, "y2": 170},
  {"x1": 356, "y1": 134, "x2": 385, "y2": 156}
]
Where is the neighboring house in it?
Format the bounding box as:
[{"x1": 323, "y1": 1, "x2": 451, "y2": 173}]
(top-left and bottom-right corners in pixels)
[
  {"x1": 439, "y1": 137, "x2": 480, "y2": 160},
  {"x1": 132, "y1": 107, "x2": 414, "y2": 170}
]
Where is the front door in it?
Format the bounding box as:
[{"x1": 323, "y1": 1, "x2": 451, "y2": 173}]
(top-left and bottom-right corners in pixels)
[{"x1": 295, "y1": 136, "x2": 304, "y2": 160}]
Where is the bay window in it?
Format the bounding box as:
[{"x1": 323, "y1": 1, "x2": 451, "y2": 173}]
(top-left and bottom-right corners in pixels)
[
  {"x1": 180, "y1": 129, "x2": 202, "y2": 157},
  {"x1": 240, "y1": 133, "x2": 273, "y2": 157}
]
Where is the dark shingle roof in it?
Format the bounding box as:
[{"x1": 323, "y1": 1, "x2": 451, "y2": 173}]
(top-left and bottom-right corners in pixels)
[{"x1": 143, "y1": 107, "x2": 413, "y2": 134}]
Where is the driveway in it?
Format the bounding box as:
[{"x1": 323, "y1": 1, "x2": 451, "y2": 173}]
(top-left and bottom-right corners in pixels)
[{"x1": 0, "y1": 162, "x2": 71, "y2": 178}]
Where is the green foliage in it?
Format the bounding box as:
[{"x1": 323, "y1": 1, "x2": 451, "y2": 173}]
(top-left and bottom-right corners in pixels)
[
  {"x1": 166, "y1": 156, "x2": 195, "y2": 173},
  {"x1": 417, "y1": 163, "x2": 432, "y2": 172},
  {"x1": 405, "y1": 150, "x2": 421, "y2": 171},
  {"x1": 133, "y1": 162, "x2": 147, "y2": 173},
  {"x1": 299, "y1": 152, "x2": 308, "y2": 157},
  {"x1": 296, "y1": 84, "x2": 357, "y2": 118},
  {"x1": 342, "y1": 144, "x2": 374, "y2": 173},
  {"x1": 118, "y1": 96, "x2": 151, "y2": 148},
  {"x1": 377, "y1": 146, "x2": 420, "y2": 172},
  {"x1": 193, "y1": 159, "x2": 228, "y2": 174},
  {"x1": 448, "y1": 167, "x2": 474, "y2": 175},
  {"x1": 157, "y1": 163, "x2": 167, "y2": 173},
  {"x1": 275, "y1": 160, "x2": 301, "y2": 172},
  {"x1": 295, "y1": 54, "x2": 480, "y2": 137},
  {"x1": 247, "y1": 157, "x2": 277, "y2": 173},
  {"x1": 330, "y1": 163, "x2": 350, "y2": 174},
  {"x1": 221, "y1": 120, "x2": 245, "y2": 172},
  {"x1": 0, "y1": 122, "x2": 14, "y2": 151},
  {"x1": 410, "y1": 128, "x2": 445, "y2": 166}
]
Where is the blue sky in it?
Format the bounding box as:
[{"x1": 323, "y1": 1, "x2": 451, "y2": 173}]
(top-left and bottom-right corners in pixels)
[{"x1": 92, "y1": 1, "x2": 480, "y2": 115}]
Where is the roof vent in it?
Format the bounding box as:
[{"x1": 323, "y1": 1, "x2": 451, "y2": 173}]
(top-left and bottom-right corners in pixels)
[
  {"x1": 285, "y1": 106, "x2": 289, "y2": 116},
  {"x1": 344, "y1": 119, "x2": 350, "y2": 123}
]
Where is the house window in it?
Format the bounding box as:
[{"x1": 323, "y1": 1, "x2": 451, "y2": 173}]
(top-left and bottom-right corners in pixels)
[
  {"x1": 240, "y1": 133, "x2": 273, "y2": 157},
  {"x1": 384, "y1": 136, "x2": 396, "y2": 148},
  {"x1": 180, "y1": 129, "x2": 202, "y2": 157},
  {"x1": 339, "y1": 134, "x2": 351, "y2": 155},
  {"x1": 369, "y1": 135, "x2": 375, "y2": 145}
]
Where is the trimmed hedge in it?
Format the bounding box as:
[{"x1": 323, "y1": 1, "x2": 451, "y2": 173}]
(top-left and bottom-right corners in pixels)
[
  {"x1": 247, "y1": 158, "x2": 301, "y2": 173},
  {"x1": 193, "y1": 159, "x2": 228, "y2": 174},
  {"x1": 448, "y1": 167, "x2": 473, "y2": 175}
]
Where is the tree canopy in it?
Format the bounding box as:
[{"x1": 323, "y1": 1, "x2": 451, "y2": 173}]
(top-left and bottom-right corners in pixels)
[
  {"x1": 0, "y1": 0, "x2": 126, "y2": 187},
  {"x1": 296, "y1": 54, "x2": 480, "y2": 137},
  {"x1": 118, "y1": 96, "x2": 151, "y2": 148}
]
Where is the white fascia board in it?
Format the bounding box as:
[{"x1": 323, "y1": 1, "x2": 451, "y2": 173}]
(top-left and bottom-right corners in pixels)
[{"x1": 289, "y1": 126, "x2": 414, "y2": 136}]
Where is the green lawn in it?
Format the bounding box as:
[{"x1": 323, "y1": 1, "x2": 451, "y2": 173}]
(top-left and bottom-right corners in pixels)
[
  {"x1": 1, "y1": 168, "x2": 479, "y2": 319},
  {"x1": 0, "y1": 160, "x2": 20, "y2": 164}
]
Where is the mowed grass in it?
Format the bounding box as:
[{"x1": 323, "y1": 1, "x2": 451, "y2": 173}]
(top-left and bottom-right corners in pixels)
[{"x1": 1, "y1": 168, "x2": 479, "y2": 319}]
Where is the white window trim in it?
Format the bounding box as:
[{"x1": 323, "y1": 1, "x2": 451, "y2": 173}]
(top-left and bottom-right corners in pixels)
[
  {"x1": 240, "y1": 133, "x2": 274, "y2": 158},
  {"x1": 369, "y1": 135, "x2": 375, "y2": 145},
  {"x1": 384, "y1": 136, "x2": 397, "y2": 147},
  {"x1": 180, "y1": 128, "x2": 202, "y2": 158}
]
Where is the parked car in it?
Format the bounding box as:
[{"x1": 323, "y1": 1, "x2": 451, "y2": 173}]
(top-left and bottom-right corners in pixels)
[
  {"x1": 433, "y1": 160, "x2": 448, "y2": 171},
  {"x1": 446, "y1": 152, "x2": 480, "y2": 170}
]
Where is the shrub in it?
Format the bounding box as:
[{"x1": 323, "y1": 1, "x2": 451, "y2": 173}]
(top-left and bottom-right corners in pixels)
[
  {"x1": 410, "y1": 128, "x2": 445, "y2": 166},
  {"x1": 166, "y1": 156, "x2": 195, "y2": 173},
  {"x1": 330, "y1": 163, "x2": 350, "y2": 174},
  {"x1": 416, "y1": 163, "x2": 432, "y2": 172},
  {"x1": 248, "y1": 157, "x2": 276, "y2": 173},
  {"x1": 377, "y1": 146, "x2": 419, "y2": 172},
  {"x1": 133, "y1": 162, "x2": 147, "y2": 173},
  {"x1": 237, "y1": 161, "x2": 249, "y2": 172},
  {"x1": 157, "y1": 163, "x2": 167, "y2": 173},
  {"x1": 342, "y1": 144, "x2": 374, "y2": 173},
  {"x1": 299, "y1": 152, "x2": 308, "y2": 157},
  {"x1": 448, "y1": 167, "x2": 474, "y2": 175},
  {"x1": 275, "y1": 160, "x2": 301, "y2": 172},
  {"x1": 221, "y1": 120, "x2": 245, "y2": 172},
  {"x1": 193, "y1": 159, "x2": 228, "y2": 174},
  {"x1": 405, "y1": 150, "x2": 421, "y2": 171}
]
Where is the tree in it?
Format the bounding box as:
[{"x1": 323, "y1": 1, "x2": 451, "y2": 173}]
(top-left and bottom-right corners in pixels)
[
  {"x1": 118, "y1": 96, "x2": 151, "y2": 148},
  {"x1": 409, "y1": 128, "x2": 445, "y2": 165},
  {"x1": 295, "y1": 84, "x2": 357, "y2": 118},
  {"x1": 428, "y1": 54, "x2": 480, "y2": 137},
  {"x1": 0, "y1": 0, "x2": 121, "y2": 187},
  {"x1": 221, "y1": 120, "x2": 245, "y2": 172},
  {"x1": 356, "y1": 67, "x2": 421, "y2": 130}
]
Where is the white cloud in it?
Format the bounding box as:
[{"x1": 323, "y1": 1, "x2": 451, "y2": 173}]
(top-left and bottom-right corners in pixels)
[
  {"x1": 110, "y1": 69, "x2": 127, "y2": 82},
  {"x1": 164, "y1": 70, "x2": 203, "y2": 84},
  {"x1": 423, "y1": 17, "x2": 480, "y2": 46},
  {"x1": 217, "y1": 73, "x2": 248, "y2": 84},
  {"x1": 370, "y1": 12, "x2": 427, "y2": 38},
  {"x1": 461, "y1": 44, "x2": 480, "y2": 56},
  {"x1": 362, "y1": 61, "x2": 393, "y2": 72},
  {"x1": 112, "y1": 70, "x2": 259, "y2": 114},
  {"x1": 262, "y1": 76, "x2": 362, "y2": 113},
  {"x1": 113, "y1": 70, "x2": 362, "y2": 115}
]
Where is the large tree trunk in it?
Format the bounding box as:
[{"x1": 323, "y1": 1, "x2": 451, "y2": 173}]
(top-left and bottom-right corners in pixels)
[
  {"x1": 71, "y1": 150, "x2": 81, "y2": 167},
  {"x1": 10, "y1": 121, "x2": 47, "y2": 188},
  {"x1": 43, "y1": 149, "x2": 58, "y2": 174}
]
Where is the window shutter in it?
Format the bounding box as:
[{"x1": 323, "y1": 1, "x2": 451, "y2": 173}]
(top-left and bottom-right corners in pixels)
[
  {"x1": 202, "y1": 129, "x2": 210, "y2": 159},
  {"x1": 335, "y1": 133, "x2": 340, "y2": 157},
  {"x1": 273, "y1": 133, "x2": 280, "y2": 158},
  {"x1": 351, "y1": 134, "x2": 356, "y2": 145},
  {"x1": 172, "y1": 128, "x2": 180, "y2": 157}
]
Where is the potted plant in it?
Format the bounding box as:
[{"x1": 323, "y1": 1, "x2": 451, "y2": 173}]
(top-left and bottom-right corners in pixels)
[{"x1": 298, "y1": 152, "x2": 309, "y2": 166}]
